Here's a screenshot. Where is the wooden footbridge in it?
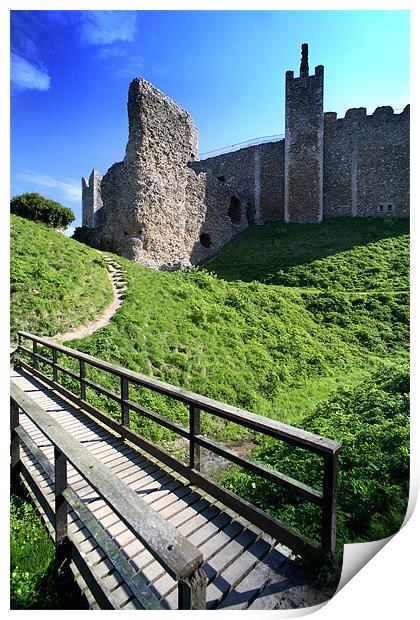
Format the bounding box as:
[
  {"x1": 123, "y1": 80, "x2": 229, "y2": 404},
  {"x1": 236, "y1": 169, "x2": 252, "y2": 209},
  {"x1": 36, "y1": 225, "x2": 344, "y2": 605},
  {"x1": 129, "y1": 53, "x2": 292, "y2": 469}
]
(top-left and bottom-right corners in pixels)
[{"x1": 10, "y1": 331, "x2": 341, "y2": 610}]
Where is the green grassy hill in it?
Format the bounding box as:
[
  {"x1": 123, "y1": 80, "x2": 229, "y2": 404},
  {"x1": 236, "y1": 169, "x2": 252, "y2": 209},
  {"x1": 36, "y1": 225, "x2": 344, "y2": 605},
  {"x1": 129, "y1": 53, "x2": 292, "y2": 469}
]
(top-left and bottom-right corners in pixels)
[
  {"x1": 63, "y1": 218, "x2": 408, "y2": 430},
  {"x1": 10, "y1": 215, "x2": 113, "y2": 342},
  {"x1": 205, "y1": 217, "x2": 409, "y2": 291},
  {"x1": 11, "y1": 215, "x2": 409, "y2": 548}
]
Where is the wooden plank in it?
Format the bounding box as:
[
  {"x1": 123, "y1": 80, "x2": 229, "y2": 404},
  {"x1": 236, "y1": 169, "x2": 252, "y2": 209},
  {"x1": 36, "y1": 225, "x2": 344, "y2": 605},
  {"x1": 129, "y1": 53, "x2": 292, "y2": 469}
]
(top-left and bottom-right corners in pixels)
[
  {"x1": 177, "y1": 504, "x2": 221, "y2": 539},
  {"x1": 205, "y1": 538, "x2": 272, "y2": 609},
  {"x1": 187, "y1": 469, "x2": 320, "y2": 560},
  {"x1": 189, "y1": 405, "x2": 201, "y2": 470},
  {"x1": 15, "y1": 365, "x2": 326, "y2": 558},
  {"x1": 19, "y1": 461, "x2": 55, "y2": 526},
  {"x1": 199, "y1": 520, "x2": 244, "y2": 562},
  {"x1": 321, "y1": 452, "x2": 339, "y2": 555},
  {"x1": 63, "y1": 486, "x2": 162, "y2": 609},
  {"x1": 11, "y1": 380, "x2": 203, "y2": 582},
  {"x1": 178, "y1": 568, "x2": 207, "y2": 610},
  {"x1": 10, "y1": 396, "x2": 20, "y2": 490},
  {"x1": 16, "y1": 425, "x2": 54, "y2": 480},
  {"x1": 202, "y1": 528, "x2": 258, "y2": 583},
  {"x1": 187, "y1": 511, "x2": 232, "y2": 548},
  {"x1": 71, "y1": 545, "x2": 115, "y2": 609},
  {"x1": 147, "y1": 484, "x2": 192, "y2": 514},
  {"x1": 14, "y1": 369, "x2": 327, "y2": 612}
]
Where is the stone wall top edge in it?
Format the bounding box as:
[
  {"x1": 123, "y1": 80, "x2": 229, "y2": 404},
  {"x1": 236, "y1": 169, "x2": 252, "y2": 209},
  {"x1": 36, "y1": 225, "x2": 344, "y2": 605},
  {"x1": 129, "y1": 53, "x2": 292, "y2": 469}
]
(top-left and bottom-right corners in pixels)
[
  {"x1": 324, "y1": 103, "x2": 410, "y2": 126},
  {"x1": 129, "y1": 76, "x2": 196, "y2": 127},
  {"x1": 285, "y1": 67, "x2": 324, "y2": 83}
]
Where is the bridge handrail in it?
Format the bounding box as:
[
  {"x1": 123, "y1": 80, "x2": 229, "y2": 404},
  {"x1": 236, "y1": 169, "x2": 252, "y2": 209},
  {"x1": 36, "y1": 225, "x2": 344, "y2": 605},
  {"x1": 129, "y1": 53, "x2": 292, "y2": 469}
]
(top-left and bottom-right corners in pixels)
[
  {"x1": 17, "y1": 331, "x2": 340, "y2": 455},
  {"x1": 10, "y1": 380, "x2": 206, "y2": 607},
  {"x1": 15, "y1": 331, "x2": 341, "y2": 559}
]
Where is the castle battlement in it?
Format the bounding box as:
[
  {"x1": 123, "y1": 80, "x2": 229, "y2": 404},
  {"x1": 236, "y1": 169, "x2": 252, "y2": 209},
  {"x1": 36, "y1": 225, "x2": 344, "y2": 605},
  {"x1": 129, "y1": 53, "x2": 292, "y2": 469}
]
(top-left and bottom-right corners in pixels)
[
  {"x1": 81, "y1": 44, "x2": 409, "y2": 269},
  {"x1": 325, "y1": 104, "x2": 410, "y2": 127}
]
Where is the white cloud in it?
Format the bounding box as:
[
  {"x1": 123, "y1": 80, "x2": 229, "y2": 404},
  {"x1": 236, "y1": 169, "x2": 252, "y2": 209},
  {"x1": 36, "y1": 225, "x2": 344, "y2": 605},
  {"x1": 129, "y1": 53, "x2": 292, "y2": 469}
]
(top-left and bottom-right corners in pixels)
[
  {"x1": 78, "y1": 11, "x2": 137, "y2": 47},
  {"x1": 115, "y1": 55, "x2": 145, "y2": 78},
  {"x1": 11, "y1": 53, "x2": 51, "y2": 91},
  {"x1": 16, "y1": 171, "x2": 81, "y2": 203},
  {"x1": 96, "y1": 46, "x2": 128, "y2": 59}
]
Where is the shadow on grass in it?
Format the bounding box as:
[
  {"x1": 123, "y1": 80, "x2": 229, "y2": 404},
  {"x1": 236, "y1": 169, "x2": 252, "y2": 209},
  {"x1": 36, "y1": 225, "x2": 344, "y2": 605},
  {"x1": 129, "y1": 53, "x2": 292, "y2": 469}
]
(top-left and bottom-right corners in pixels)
[{"x1": 203, "y1": 217, "x2": 409, "y2": 283}]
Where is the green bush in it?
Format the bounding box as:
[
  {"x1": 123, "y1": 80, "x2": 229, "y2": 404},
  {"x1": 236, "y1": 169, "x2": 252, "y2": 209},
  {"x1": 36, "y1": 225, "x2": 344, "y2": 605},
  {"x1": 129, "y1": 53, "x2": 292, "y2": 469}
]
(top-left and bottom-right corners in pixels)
[
  {"x1": 10, "y1": 193, "x2": 75, "y2": 229},
  {"x1": 219, "y1": 364, "x2": 410, "y2": 546},
  {"x1": 10, "y1": 494, "x2": 87, "y2": 609},
  {"x1": 10, "y1": 495, "x2": 54, "y2": 608}
]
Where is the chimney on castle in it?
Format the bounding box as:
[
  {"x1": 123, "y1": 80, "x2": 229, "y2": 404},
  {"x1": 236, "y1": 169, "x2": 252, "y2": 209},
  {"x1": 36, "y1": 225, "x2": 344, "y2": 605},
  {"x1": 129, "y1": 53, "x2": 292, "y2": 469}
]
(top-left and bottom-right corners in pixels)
[{"x1": 300, "y1": 43, "x2": 309, "y2": 77}]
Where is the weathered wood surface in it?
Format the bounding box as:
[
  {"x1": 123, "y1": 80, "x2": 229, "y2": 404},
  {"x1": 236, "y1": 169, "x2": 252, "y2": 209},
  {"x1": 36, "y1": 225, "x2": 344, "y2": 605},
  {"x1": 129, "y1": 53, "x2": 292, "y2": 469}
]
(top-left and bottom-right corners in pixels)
[
  {"x1": 10, "y1": 367, "x2": 318, "y2": 610},
  {"x1": 10, "y1": 381, "x2": 203, "y2": 582}
]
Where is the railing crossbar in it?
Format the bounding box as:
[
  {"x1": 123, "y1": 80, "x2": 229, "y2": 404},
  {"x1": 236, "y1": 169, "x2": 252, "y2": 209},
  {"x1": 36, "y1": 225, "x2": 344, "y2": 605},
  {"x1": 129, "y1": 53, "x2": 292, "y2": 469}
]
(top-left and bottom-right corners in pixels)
[{"x1": 15, "y1": 331, "x2": 341, "y2": 558}]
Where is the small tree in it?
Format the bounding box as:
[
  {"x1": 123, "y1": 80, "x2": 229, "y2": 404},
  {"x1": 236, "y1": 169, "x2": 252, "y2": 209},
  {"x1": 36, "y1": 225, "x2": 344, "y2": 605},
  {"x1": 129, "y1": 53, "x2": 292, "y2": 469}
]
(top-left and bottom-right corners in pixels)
[{"x1": 10, "y1": 193, "x2": 75, "y2": 230}]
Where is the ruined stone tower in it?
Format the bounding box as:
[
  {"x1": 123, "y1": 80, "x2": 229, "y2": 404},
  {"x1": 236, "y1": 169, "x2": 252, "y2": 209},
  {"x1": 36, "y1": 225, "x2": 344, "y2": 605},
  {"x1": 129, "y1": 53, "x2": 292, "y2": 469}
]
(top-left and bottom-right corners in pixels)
[
  {"x1": 285, "y1": 43, "x2": 324, "y2": 223},
  {"x1": 99, "y1": 78, "x2": 198, "y2": 268},
  {"x1": 81, "y1": 169, "x2": 103, "y2": 227}
]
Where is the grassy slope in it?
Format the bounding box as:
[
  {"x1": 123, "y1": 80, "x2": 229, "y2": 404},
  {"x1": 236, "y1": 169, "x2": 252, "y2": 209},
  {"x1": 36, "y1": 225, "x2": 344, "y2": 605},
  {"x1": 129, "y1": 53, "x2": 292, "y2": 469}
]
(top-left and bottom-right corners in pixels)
[
  {"x1": 12, "y1": 216, "x2": 409, "y2": 546},
  {"x1": 61, "y1": 218, "x2": 409, "y2": 439},
  {"x1": 205, "y1": 217, "x2": 409, "y2": 290},
  {"x1": 10, "y1": 215, "x2": 113, "y2": 342}
]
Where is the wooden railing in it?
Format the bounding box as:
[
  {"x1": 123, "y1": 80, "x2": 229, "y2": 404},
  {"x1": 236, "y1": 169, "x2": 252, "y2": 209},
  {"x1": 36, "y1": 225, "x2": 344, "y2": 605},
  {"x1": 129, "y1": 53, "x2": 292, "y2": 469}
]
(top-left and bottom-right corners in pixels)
[
  {"x1": 10, "y1": 381, "x2": 207, "y2": 610},
  {"x1": 14, "y1": 331, "x2": 342, "y2": 560}
]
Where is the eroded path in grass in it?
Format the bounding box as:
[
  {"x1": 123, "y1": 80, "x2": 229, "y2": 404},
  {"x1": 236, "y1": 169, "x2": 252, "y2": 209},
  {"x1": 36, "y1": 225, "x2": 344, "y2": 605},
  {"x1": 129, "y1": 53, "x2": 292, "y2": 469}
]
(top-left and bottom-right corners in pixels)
[{"x1": 55, "y1": 252, "x2": 127, "y2": 342}]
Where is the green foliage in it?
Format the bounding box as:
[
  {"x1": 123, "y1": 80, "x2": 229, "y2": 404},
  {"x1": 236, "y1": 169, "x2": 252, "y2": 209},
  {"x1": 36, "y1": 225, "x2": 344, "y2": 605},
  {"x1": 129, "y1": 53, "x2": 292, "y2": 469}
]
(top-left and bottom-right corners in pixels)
[
  {"x1": 10, "y1": 494, "x2": 54, "y2": 608},
  {"x1": 10, "y1": 495, "x2": 86, "y2": 609},
  {"x1": 219, "y1": 364, "x2": 409, "y2": 546},
  {"x1": 68, "y1": 225, "x2": 408, "y2": 439},
  {"x1": 10, "y1": 215, "x2": 114, "y2": 342},
  {"x1": 10, "y1": 192, "x2": 75, "y2": 229},
  {"x1": 11, "y1": 215, "x2": 409, "y2": 553},
  {"x1": 205, "y1": 217, "x2": 409, "y2": 292}
]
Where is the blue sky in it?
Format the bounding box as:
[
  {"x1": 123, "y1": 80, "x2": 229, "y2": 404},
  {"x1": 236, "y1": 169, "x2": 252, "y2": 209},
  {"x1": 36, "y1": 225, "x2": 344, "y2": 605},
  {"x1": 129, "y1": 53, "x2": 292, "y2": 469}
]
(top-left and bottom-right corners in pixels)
[{"x1": 10, "y1": 9, "x2": 410, "y2": 230}]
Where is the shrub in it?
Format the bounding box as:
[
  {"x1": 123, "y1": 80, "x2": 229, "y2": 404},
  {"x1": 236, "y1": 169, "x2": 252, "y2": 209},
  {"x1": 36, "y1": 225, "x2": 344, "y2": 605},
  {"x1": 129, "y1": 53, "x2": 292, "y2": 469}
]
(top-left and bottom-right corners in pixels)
[
  {"x1": 10, "y1": 193, "x2": 75, "y2": 229},
  {"x1": 219, "y1": 363, "x2": 410, "y2": 547}
]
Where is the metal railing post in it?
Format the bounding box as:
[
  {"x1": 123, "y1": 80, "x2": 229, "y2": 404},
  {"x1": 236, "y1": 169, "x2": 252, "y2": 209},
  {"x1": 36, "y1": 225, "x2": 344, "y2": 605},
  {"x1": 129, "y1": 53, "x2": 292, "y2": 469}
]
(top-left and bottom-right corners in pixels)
[
  {"x1": 178, "y1": 567, "x2": 207, "y2": 609},
  {"x1": 321, "y1": 451, "x2": 339, "y2": 557},
  {"x1": 189, "y1": 405, "x2": 201, "y2": 471}
]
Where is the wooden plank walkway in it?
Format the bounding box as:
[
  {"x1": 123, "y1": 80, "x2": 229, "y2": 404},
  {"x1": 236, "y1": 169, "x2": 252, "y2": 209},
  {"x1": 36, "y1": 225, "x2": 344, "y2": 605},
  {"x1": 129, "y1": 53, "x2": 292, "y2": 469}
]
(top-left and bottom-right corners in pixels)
[{"x1": 11, "y1": 366, "x2": 320, "y2": 610}]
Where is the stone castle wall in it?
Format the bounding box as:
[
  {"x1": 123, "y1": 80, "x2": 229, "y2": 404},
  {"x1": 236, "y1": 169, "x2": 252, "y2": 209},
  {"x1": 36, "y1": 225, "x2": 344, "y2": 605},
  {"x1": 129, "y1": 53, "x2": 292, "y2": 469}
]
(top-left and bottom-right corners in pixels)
[
  {"x1": 100, "y1": 78, "x2": 196, "y2": 268},
  {"x1": 81, "y1": 45, "x2": 409, "y2": 270},
  {"x1": 81, "y1": 169, "x2": 103, "y2": 227},
  {"x1": 323, "y1": 105, "x2": 410, "y2": 219},
  {"x1": 184, "y1": 167, "x2": 250, "y2": 264},
  {"x1": 92, "y1": 78, "x2": 251, "y2": 269},
  {"x1": 190, "y1": 139, "x2": 285, "y2": 224}
]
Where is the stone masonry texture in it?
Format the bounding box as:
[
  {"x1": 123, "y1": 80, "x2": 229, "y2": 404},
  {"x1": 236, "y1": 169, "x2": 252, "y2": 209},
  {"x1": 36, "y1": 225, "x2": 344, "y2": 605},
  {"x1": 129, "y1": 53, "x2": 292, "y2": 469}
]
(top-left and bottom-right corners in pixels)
[
  {"x1": 81, "y1": 45, "x2": 409, "y2": 269},
  {"x1": 285, "y1": 63, "x2": 324, "y2": 223}
]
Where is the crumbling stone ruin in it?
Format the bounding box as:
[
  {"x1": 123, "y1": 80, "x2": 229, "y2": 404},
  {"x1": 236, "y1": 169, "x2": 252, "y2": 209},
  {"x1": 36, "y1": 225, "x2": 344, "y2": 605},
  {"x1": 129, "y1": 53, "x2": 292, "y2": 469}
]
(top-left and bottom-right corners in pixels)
[{"x1": 80, "y1": 44, "x2": 409, "y2": 269}]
